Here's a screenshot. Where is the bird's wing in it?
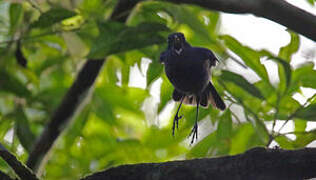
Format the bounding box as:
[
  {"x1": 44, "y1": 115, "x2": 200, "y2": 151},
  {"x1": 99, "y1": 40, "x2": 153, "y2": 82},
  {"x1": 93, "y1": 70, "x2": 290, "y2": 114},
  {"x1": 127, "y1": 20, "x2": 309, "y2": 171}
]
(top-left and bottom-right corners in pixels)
[
  {"x1": 205, "y1": 49, "x2": 218, "y2": 67},
  {"x1": 160, "y1": 50, "x2": 168, "y2": 63},
  {"x1": 191, "y1": 47, "x2": 218, "y2": 67}
]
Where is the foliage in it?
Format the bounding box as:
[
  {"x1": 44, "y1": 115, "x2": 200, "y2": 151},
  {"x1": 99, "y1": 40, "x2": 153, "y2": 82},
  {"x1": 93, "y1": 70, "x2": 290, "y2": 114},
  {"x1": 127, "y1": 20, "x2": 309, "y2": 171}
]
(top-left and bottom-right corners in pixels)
[{"x1": 0, "y1": 0, "x2": 315, "y2": 179}]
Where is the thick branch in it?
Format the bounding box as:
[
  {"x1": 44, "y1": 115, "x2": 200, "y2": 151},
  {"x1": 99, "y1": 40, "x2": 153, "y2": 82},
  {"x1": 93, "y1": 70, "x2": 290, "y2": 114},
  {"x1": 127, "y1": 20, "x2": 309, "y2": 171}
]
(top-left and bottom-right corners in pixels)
[
  {"x1": 0, "y1": 170, "x2": 13, "y2": 180},
  {"x1": 0, "y1": 143, "x2": 38, "y2": 180},
  {"x1": 168, "y1": 0, "x2": 316, "y2": 42},
  {"x1": 82, "y1": 147, "x2": 316, "y2": 180}
]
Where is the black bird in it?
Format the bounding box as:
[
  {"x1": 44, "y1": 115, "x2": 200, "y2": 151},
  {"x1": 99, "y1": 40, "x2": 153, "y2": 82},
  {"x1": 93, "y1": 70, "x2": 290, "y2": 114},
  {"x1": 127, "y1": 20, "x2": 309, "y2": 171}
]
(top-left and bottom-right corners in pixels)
[{"x1": 160, "y1": 32, "x2": 226, "y2": 144}]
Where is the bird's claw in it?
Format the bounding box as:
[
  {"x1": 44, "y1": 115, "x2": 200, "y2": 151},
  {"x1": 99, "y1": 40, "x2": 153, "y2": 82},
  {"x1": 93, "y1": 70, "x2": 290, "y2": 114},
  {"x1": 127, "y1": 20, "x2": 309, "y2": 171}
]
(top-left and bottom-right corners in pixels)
[
  {"x1": 172, "y1": 114, "x2": 183, "y2": 136},
  {"x1": 188, "y1": 123, "x2": 198, "y2": 144}
]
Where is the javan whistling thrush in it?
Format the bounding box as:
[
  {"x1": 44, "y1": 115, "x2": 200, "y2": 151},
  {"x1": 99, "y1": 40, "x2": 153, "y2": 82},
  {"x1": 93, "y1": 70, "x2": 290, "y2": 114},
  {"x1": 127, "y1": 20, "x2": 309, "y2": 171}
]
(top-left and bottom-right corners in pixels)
[{"x1": 160, "y1": 32, "x2": 226, "y2": 144}]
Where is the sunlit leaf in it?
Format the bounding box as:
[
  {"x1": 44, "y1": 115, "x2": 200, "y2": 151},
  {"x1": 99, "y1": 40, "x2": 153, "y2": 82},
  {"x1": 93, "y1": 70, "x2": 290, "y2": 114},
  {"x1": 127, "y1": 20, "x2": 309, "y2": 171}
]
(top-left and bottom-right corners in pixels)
[
  {"x1": 187, "y1": 131, "x2": 216, "y2": 158},
  {"x1": 0, "y1": 116, "x2": 12, "y2": 140},
  {"x1": 278, "y1": 31, "x2": 299, "y2": 63},
  {"x1": 293, "y1": 130, "x2": 316, "y2": 147},
  {"x1": 275, "y1": 135, "x2": 294, "y2": 149},
  {"x1": 143, "y1": 127, "x2": 185, "y2": 149},
  {"x1": 217, "y1": 110, "x2": 232, "y2": 140},
  {"x1": 307, "y1": 0, "x2": 315, "y2": 5},
  {"x1": 31, "y1": 8, "x2": 77, "y2": 28},
  {"x1": 230, "y1": 123, "x2": 257, "y2": 155},
  {"x1": 79, "y1": 0, "x2": 115, "y2": 19},
  {"x1": 294, "y1": 119, "x2": 306, "y2": 132}
]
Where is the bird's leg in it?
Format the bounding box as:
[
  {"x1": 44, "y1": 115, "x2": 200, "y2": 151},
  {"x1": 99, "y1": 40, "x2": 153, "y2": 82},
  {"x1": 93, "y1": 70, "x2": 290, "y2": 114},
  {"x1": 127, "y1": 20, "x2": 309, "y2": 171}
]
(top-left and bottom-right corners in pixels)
[
  {"x1": 173, "y1": 97, "x2": 184, "y2": 136},
  {"x1": 189, "y1": 96, "x2": 200, "y2": 144}
]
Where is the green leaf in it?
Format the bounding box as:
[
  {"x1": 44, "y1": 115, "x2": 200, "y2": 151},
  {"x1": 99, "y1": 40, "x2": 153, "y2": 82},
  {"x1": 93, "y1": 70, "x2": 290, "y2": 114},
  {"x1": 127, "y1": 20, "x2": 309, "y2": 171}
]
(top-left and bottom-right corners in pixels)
[
  {"x1": 278, "y1": 31, "x2": 299, "y2": 63},
  {"x1": 64, "y1": 104, "x2": 91, "y2": 148},
  {"x1": 275, "y1": 135, "x2": 294, "y2": 149},
  {"x1": 0, "y1": 70, "x2": 31, "y2": 97},
  {"x1": 221, "y1": 70, "x2": 264, "y2": 99},
  {"x1": 276, "y1": 57, "x2": 292, "y2": 93},
  {"x1": 219, "y1": 80, "x2": 263, "y2": 113},
  {"x1": 158, "y1": 74, "x2": 173, "y2": 113},
  {"x1": 217, "y1": 110, "x2": 232, "y2": 142},
  {"x1": 9, "y1": 3, "x2": 23, "y2": 34},
  {"x1": 278, "y1": 95, "x2": 301, "y2": 120},
  {"x1": 129, "y1": 2, "x2": 211, "y2": 39},
  {"x1": 128, "y1": 2, "x2": 225, "y2": 54},
  {"x1": 307, "y1": 0, "x2": 315, "y2": 5},
  {"x1": 260, "y1": 50, "x2": 292, "y2": 93},
  {"x1": 147, "y1": 60, "x2": 163, "y2": 86},
  {"x1": 290, "y1": 62, "x2": 315, "y2": 93},
  {"x1": 294, "y1": 103, "x2": 316, "y2": 121},
  {"x1": 220, "y1": 35, "x2": 269, "y2": 81},
  {"x1": 31, "y1": 8, "x2": 77, "y2": 28},
  {"x1": 293, "y1": 130, "x2": 316, "y2": 147},
  {"x1": 294, "y1": 119, "x2": 306, "y2": 132},
  {"x1": 0, "y1": 116, "x2": 12, "y2": 140},
  {"x1": 300, "y1": 70, "x2": 316, "y2": 89},
  {"x1": 79, "y1": 0, "x2": 115, "y2": 19},
  {"x1": 88, "y1": 22, "x2": 169, "y2": 58},
  {"x1": 143, "y1": 127, "x2": 185, "y2": 149},
  {"x1": 230, "y1": 123, "x2": 255, "y2": 155},
  {"x1": 187, "y1": 131, "x2": 216, "y2": 158},
  {"x1": 14, "y1": 106, "x2": 35, "y2": 152}
]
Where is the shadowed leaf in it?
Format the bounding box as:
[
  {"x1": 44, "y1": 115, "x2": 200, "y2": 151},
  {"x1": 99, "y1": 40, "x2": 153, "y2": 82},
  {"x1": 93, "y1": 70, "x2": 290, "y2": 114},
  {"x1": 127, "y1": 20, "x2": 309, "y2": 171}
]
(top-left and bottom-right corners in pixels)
[
  {"x1": 31, "y1": 8, "x2": 76, "y2": 28},
  {"x1": 294, "y1": 104, "x2": 316, "y2": 121},
  {"x1": 0, "y1": 70, "x2": 31, "y2": 97},
  {"x1": 88, "y1": 22, "x2": 169, "y2": 58},
  {"x1": 221, "y1": 70, "x2": 264, "y2": 99}
]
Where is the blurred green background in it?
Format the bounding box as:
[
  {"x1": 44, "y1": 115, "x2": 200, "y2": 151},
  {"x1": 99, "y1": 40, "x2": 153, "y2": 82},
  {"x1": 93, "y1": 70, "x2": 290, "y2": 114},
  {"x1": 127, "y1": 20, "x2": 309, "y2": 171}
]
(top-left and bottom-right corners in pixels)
[{"x1": 0, "y1": 0, "x2": 315, "y2": 179}]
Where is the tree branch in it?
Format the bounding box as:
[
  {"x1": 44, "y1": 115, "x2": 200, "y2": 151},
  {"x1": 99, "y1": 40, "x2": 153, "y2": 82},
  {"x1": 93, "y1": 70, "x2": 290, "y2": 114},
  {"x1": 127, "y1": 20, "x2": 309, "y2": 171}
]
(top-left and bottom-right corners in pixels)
[
  {"x1": 0, "y1": 143, "x2": 38, "y2": 180},
  {"x1": 82, "y1": 147, "x2": 316, "y2": 180},
  {"x1": 0, "y1": 170, "x2": 13, "y2": 180},
  {"x1": 168, "y1": 0, "x2": 316, "y2": 42}
]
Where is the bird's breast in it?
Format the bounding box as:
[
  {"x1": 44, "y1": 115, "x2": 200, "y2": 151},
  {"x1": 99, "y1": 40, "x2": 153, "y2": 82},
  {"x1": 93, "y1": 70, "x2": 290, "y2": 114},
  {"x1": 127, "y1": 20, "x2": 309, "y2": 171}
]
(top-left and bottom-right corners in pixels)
[{"x1": 164, "y1": 56, "x2": 210, "y2": 94}]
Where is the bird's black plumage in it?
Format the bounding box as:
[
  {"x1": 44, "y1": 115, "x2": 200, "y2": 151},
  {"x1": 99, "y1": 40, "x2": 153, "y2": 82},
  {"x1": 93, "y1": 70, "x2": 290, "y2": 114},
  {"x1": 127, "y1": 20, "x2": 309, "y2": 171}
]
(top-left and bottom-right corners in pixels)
[{"x1": 160, "y1": 32, "x2": 226, "y2": 143}]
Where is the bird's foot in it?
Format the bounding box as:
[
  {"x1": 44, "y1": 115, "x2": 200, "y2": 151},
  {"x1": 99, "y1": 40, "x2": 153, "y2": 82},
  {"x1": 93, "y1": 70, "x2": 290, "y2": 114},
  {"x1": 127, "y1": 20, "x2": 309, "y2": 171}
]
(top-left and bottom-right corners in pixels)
[
  {"x1": 172, "y1": 113, "x2": 183, "y2": 136},
  {"x1": 188, "y1": 123, "x2": 198, "y2": 144}
]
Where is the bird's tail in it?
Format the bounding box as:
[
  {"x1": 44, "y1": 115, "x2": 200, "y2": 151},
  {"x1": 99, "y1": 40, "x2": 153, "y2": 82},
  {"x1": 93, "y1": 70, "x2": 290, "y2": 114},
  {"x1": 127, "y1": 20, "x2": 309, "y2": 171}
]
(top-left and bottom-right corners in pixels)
[{"x1": 172, "y1": 82, "x2": 226, "y2": 110}]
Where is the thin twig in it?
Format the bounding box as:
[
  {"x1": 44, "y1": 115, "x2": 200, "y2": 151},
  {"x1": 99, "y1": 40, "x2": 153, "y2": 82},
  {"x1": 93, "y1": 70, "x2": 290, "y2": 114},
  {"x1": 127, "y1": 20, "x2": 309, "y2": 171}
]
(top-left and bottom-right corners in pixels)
[
  {"x1": 231, "y1": 110, "x2": 242, "y2": 124},
  {"x1": 226, "y1": 51, "x2": 248, "y2": 69},
  {"x1": 271, "y1": 93, "x2": 280, "y2": 133}
]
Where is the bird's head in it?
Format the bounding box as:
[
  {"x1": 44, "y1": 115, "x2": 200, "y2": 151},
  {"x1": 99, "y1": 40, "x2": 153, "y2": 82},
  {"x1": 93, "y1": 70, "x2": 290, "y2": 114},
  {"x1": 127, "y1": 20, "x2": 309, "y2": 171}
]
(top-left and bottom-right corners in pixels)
[{"x1": 167, "y1": 32, "x2": 187, "y2": 54}]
